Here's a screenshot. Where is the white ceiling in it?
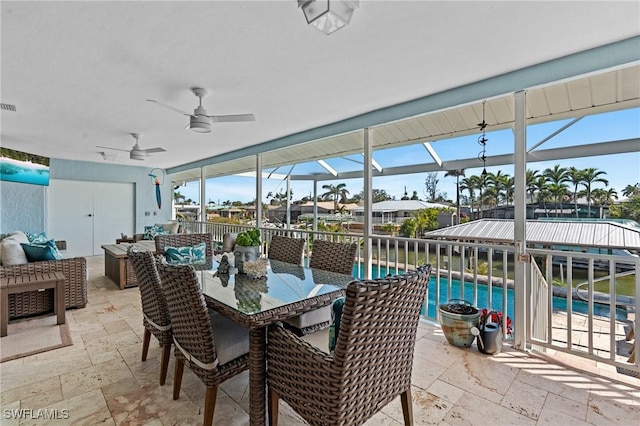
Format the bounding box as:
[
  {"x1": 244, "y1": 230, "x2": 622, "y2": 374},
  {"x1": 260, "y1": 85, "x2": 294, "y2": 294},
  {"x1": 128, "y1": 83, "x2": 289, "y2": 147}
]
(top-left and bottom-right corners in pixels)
[{"x1": 1, "y1": 1, "x2": 639, "y2": 170}]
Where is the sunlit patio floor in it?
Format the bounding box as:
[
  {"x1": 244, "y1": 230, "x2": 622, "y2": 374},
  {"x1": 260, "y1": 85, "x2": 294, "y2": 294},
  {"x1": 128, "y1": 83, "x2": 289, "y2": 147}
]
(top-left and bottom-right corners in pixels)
[{"x1": 1, "y1": 255, "x2": 638, "y2": 425}]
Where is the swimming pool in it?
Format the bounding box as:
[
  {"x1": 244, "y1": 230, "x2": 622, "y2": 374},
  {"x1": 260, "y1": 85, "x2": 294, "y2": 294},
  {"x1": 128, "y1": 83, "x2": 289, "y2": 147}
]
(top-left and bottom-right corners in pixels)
[{"x1": 354, "y1": 264, "x2": 628, "y2": 321}]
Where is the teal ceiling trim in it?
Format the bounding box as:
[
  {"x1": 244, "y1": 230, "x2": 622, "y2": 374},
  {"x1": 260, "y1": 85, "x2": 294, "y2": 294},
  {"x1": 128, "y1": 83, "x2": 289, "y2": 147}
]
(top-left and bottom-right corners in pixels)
[{"x1": 167, "y1": 36, "x2": 640, "y2": 175}]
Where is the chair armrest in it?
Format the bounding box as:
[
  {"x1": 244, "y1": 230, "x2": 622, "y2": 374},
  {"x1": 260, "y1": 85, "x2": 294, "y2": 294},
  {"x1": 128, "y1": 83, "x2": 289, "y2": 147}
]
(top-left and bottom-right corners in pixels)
[
  {"x1": 54, "y1": 240, "x2": 67, "y2": 250},
  {"x1": 267, "y1": 322, "x2": 335, "y2": 368}
]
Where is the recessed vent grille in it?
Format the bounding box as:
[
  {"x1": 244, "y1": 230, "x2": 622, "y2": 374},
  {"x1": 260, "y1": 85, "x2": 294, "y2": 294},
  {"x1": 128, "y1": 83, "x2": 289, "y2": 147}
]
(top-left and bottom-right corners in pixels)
[{"x1": 1, "y1": 103, "x2": 17, "y2": 112}]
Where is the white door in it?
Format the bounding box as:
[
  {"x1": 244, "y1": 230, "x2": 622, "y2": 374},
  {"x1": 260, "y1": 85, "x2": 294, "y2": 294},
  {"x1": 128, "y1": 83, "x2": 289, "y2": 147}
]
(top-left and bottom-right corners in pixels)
[{"x1": 48, "y1": 180, "x2": 134, "y2": 257}]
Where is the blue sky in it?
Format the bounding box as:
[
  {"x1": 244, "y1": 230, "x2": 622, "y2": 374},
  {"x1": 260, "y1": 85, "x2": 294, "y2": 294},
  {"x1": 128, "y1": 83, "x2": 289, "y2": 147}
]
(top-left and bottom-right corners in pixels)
[{"x1": 177, "y1": 108, "x2": 640, "y2": 205}]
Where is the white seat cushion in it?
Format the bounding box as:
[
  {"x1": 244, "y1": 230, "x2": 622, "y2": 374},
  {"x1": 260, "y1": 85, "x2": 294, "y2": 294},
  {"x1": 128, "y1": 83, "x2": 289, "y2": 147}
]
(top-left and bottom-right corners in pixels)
[
  {"x1": 208, "y1": 308, "x2": 249, "y2": 365},
  {"x1": 284, "y1": 305, "x2": 331, "y2": 329}
]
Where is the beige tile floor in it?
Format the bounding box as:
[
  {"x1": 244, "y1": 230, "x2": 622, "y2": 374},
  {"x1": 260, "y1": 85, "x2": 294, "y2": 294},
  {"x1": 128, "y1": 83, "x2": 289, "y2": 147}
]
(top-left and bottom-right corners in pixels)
[{"x1": 1, "y1": 255, "x2": 639, "y2": 425}]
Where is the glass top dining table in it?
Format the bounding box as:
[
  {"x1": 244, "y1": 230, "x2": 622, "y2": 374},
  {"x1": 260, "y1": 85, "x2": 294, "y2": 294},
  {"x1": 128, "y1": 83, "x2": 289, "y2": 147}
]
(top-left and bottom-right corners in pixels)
[{"x1": 192, "y1": 257, "x2": 355, "y2": 425}]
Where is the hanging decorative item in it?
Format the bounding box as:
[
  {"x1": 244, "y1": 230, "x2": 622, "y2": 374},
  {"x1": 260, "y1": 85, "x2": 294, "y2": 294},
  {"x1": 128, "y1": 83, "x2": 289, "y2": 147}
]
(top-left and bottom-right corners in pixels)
[
  {"x1": 477, "y1": 100, "x2": 488, "y2": 178},
  {"x1": 148, "y1": 168, "x2": 165, "y2": 209}
]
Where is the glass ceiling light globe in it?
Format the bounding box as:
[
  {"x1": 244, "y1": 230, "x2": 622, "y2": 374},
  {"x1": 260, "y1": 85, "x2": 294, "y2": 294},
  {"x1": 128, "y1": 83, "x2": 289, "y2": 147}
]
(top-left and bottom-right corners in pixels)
[
  {"x1": 298, "y1": 0, "x2": 359, "y2": 35},
  {"x1": 190, "y1": 115, "x2": 212, "y2": 133}
]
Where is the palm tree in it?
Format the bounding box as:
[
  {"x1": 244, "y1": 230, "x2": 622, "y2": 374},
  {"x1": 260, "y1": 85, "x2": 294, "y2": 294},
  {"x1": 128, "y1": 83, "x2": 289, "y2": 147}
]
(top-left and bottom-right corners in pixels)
[
  {"x1": 476, "y1": 172, "x2": 490, "y2": 218},
  {"x1": 460, "y1": 175, "x2": 480, "y2": 219},
  {"x1": 525, "y1": 169, "x2": 540, "y2": 204},
  {"x1": 548, "y1": 183, "x2": 569, "y2": 217},
  {"x1": 567, "y1": 167, "x2": 585, "y2": 218},
  {"x1": 445, "y1": 169, "x2": 465, "y2": 224},
  {"x1": 543, "y1": 165, "x2": 569, "y2": 217},
  {"x1": 486, "y1": 171, "x2": 510, "y2": 217},
  {"x1": 580, "y1": 167, "x2": 609, "y2": 217},
  {"x1": 622, "y1": 183, "x2": 639, "y2": 198},
  {"x1": 321, "y1": 183, "x2": 349, "y2": 211},
  {"x1": 535, "y1": 176, "x2": 551, "y2": 216},
  {"x1": 591, "y1": 188, "x2": 618, "y2": 218}
]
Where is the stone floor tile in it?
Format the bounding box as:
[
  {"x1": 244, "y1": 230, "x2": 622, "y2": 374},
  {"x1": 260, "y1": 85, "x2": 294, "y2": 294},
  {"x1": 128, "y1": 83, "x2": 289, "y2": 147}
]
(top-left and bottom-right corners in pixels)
[
  {"x1": 499, "y1": 377, "x2": 547, "y2": 420},
  {"x1": 443, "y1": 391, "x2": 536, "y2": 426},
  {"x1": 586, "y1": 391, "x2": 640, "y2": 425}
]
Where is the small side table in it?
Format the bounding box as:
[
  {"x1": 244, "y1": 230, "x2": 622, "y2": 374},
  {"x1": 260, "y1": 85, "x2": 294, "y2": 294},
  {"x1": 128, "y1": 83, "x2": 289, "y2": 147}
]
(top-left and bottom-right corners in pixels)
[
  {"x1": 116, "y1": 237, "x2": 135, "y2": 244},
  {"x1": 1, "y1": 272, "x2": 66, "y2": 337}
]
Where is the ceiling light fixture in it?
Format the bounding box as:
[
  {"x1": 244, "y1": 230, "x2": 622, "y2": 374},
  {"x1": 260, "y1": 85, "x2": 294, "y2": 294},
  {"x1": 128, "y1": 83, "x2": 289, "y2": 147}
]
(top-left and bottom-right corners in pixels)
[
  {"x1": 298, "y1": 0, "x2": 359, "y2": 35},
  {"x1": 190, "y1": 89, "x2": 212, "y2": 133},
  {"x1": 190, "y1": 114, "x2": 212, "y2": 133}
]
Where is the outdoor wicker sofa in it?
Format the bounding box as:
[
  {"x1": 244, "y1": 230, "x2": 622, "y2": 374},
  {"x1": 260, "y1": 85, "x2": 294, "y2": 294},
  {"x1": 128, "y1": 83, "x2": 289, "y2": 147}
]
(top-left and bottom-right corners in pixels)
[{"x1": 0, "y1": 250, "x2": 88, "y2": 320}]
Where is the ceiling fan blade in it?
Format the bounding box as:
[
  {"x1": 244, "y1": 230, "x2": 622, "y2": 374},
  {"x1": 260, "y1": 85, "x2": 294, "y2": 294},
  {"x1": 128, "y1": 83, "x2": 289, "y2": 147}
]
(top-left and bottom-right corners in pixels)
[
  {"x1": 96, "y1": 145, "x2": 130, "y2": 153},
  {"x1": 209, "y1": 113, "x2": 255, "y2": 123},
  {"x1": 142, "y1": 147, "x2": 166, "y2": 154},
  {"x1": 146, "y1": 99, "x2": 191, "y2": 116}
]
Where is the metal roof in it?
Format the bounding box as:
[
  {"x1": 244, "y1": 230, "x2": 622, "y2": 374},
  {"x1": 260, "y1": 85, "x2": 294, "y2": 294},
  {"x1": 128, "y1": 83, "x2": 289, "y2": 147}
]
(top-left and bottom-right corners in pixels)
[
  {"x1": 424, "y1": 219, "x2": 640, "y2": 250},
  {"x1": 169, "y1": 63, "x2": 640, "y2": 183}
]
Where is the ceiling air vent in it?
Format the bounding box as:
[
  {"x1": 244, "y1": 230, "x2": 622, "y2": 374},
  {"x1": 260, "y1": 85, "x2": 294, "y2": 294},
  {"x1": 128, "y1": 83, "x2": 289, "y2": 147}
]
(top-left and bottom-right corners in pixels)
[{"x1": 1, "y1": 103, "x2": 17, "y2": 112}]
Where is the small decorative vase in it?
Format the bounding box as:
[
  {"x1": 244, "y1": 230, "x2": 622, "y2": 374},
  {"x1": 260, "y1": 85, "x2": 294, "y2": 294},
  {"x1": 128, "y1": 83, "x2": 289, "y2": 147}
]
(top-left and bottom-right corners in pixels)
[{"x1": 234, "y1": 245, "x2": 261, "y2": 274}]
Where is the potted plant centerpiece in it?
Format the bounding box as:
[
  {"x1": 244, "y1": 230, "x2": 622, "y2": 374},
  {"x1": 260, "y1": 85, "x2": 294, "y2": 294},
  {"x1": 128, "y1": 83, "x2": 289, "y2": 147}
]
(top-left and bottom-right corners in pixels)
[{"x1": 234, "y1": 228, "x2": 262, "y2": 274}]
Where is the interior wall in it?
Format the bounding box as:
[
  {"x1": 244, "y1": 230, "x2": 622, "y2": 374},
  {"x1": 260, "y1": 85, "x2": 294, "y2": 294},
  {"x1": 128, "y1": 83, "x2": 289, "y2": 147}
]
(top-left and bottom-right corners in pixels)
[
  {"x1": 51, "y1": 159, "x2": 171, "y2": 233},
  {"x1": 0, "y1": 181, "x2": 46, "y2": 234},
  {"x1": 0, "y1": 159, "x2": 171, "y2": 235}
]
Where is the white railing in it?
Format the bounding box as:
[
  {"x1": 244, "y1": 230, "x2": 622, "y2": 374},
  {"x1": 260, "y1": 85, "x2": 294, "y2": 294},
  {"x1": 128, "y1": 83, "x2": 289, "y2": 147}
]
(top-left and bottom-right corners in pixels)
[
  {"x1": 527, "y1": 257, "x2": 549, "y2": 346},
  {"x1": 179, "y1": 221, "x2": 639, "y2": 376}
]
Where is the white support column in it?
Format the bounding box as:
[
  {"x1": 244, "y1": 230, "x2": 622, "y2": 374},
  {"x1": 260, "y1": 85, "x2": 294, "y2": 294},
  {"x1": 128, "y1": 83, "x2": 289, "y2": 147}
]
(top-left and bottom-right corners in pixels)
[
  {"x1": 200, "y1": 167, "x2": 206, "y2": 229},
  {"x1": 313, "y1": 179, "x2": 318, "y2": 232},
  {"x1": 286, "y1": 175, "x2": 291, "y2": 229},
  {"x1": 513, "y1": 90, "x2": 528, "y2": 351},
  {"x1": 363, "y1": 128, "x2": 373, "y2": 279},
  {"x1": 256, "y1": 155, "x2": 262, "y2": 228}
]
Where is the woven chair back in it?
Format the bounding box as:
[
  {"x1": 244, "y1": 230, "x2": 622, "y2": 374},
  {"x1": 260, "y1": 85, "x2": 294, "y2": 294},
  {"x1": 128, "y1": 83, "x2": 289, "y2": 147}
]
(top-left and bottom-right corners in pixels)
[
  {"x1": 154, "y1": 232, "x2": 214, "y2": 258},
  {"x1": 309, "y1": 239, "x2": 358, "y2": 276},
  {"x1": 334, "y1": 264, "x2": 431, "y2": 388},
  {"x1": 156, "y1": 261, "x2": 219, "y2": 382},
  {"x1": 127, "y1": 247, "x2": 172, "y2": 346},
  {"x1": 268, "y1": 235, "x2": 305, "y2": 265}
]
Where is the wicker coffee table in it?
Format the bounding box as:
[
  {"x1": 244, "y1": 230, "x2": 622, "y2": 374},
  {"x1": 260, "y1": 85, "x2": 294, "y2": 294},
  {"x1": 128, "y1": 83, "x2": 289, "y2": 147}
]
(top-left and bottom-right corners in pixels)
[{"x1": 101, "y1": 241, "x2": 156, "y2": 289}]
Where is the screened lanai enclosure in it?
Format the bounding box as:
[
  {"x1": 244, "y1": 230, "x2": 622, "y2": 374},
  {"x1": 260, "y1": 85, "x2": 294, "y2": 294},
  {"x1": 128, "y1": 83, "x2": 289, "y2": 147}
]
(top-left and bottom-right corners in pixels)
[{"x1": 169, "y1": 52, "x2": 640, "y2": 378}]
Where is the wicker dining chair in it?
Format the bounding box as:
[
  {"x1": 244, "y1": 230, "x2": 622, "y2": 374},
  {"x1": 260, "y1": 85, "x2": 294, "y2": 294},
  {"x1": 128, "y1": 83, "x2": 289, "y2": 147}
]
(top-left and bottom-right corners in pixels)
[
  {"x1": 267, "y1": 235, "x2": 306, "y2": 265},
  {"x1": 127, "y1": 247, "x2": 172, "y2": 386},
  {"x1": 267, "y1": 264, "x2": 432, "y2": 426},
  {"x1": 156, "y1": 260, "x2": 250, "y2": 426},
  {"x1": 309, "y1": 239, "x2": 358, "y2": 276},
  {"x1": 280, "y1": 239, "x2": 359, "y2": 335},
  {"x1": 154, "y1": 232, "x2": 214, "y2": 258}
]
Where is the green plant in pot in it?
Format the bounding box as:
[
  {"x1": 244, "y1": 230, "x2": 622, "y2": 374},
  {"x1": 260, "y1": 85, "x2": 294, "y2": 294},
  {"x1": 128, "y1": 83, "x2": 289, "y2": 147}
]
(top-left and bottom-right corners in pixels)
[{"x1": 234, "y1": 228, "x2": 261, "y2": 274}]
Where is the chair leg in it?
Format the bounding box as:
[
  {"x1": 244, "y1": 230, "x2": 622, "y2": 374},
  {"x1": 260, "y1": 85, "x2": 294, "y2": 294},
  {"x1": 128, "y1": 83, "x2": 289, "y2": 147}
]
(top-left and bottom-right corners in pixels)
[
  {"x1": 268, "y1": 387, "x2": 279, "y2": 426},
  {"x1": 400, "y1": 388, "x2": 414, "y2": 426},
  {"x1": 173, "y1": 359, "x2": 184, "y2": 400},
  {"x1": 203, "y1": 386, "x2": 217, "y2": 426},
  {"x1": 141, "y1": 328, "x2": 151, "y2": 361},
  {"x1": 159, "y1": 344, "x2": 171, "y2": 386}
]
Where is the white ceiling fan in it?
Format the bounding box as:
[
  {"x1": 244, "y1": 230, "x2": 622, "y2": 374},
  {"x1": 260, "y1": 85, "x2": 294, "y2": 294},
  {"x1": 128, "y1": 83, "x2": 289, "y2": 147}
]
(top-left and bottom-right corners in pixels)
[
  {"x1": 146, "y1": 87, "x2": 255, "y2": 133},
  {"x1": 97, "y1": 133, "x2": 166, "y2": 161}
]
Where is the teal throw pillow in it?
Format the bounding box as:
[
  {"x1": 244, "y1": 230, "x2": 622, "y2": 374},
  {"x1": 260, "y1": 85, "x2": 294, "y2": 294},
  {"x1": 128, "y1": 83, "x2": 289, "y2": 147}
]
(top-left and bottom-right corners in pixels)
[
  {"x1": 165, "y1": 242, "x2": 207, "y2": 264},
  {"x1": 328, "y1": 297, "x2": 345, "y2": 353},
  {"x1": 26, "y1": 232, "x2": 48, "y2": 244},
  {"x1": 143, "y1": 225, "x2": 170, "y2": 240},
  {"x1": 20, "y1": 240, "x2": 63, "y2": 262}
]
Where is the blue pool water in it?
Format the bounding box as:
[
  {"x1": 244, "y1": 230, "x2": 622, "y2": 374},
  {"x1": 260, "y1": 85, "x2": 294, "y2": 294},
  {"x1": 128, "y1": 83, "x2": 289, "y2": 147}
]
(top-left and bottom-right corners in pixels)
[{"x1": 354, "y1": 265, "x2": 628, "y2": 321}]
